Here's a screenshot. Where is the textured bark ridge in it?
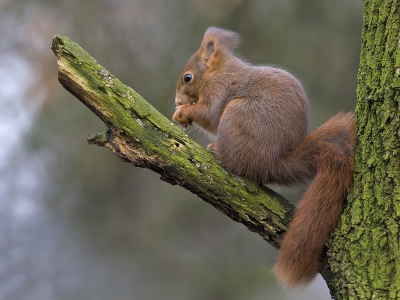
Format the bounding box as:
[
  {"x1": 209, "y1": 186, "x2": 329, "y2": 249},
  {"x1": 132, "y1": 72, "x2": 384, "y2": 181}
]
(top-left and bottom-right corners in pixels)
[
  {"x1": 326, "y1": 1, "x2": 400, "y2": 299},
  {"x1": 51, "y1": 35, "x2": 294, "y2": 250}
]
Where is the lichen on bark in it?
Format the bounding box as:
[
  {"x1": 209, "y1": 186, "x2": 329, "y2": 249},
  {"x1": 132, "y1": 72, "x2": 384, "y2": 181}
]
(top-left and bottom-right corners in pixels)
[{"x1": 327, "y1": 1, "x2": 400, "y2": 299}]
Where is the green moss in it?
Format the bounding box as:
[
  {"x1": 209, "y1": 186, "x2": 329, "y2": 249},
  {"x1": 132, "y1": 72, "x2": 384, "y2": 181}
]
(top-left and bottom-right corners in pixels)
[{"x1": 328, "y1": 1, "x2": 400, "y2": 299}]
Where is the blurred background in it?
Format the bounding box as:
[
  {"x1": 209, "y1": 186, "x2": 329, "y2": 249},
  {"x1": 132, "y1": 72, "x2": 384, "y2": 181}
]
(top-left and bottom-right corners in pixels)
[{"x1": 1, "y1": 0, "x2": 362, "y2": 299}]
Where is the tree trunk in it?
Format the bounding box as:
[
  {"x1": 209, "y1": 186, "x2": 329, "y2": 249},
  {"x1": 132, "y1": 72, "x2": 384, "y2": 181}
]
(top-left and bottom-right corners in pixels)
[{"x1": 326, "y1": 1, "x2": 400, "y2": 299}]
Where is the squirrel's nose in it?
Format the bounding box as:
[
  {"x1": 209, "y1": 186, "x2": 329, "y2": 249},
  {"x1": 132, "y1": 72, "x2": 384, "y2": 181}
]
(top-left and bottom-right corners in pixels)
[{"x1": 175, "y1": 97, "x2": 182, "y2": 106}]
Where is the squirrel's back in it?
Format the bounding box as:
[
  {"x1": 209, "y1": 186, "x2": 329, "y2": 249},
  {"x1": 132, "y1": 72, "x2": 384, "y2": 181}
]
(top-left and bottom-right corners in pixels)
[{"x1": 215, "y1": 65, "x2": 311, "y2": 184}]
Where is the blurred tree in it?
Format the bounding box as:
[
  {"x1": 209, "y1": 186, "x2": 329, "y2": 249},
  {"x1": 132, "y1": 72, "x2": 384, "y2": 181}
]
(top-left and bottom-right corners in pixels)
[{"x1": 1, "y1": 1, "x2": 364, "y2": 300}]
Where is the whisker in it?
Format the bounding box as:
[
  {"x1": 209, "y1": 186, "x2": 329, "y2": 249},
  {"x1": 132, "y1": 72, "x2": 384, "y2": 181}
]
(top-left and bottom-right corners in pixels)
[
  {"x1": 186, "y1": 126, "x2": 198, "y2": 135},
  {"x1": 167, "y1": 96, "x2": 175, "y2": 104}
]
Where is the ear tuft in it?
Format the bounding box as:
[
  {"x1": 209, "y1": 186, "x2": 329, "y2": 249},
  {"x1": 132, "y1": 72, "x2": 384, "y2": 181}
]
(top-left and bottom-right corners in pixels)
[
  {"x1": 205, "y1": 40, "x2": 215, "y2": 60},
  {"x1": 203, "y1": 27, "x2": 241, "y2": 51}
]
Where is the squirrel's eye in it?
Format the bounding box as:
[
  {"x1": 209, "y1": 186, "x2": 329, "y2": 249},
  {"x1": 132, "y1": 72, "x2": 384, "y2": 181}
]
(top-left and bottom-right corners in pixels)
[{"x1": 184, "y1": 74, "x2": 192, "y2": 83}]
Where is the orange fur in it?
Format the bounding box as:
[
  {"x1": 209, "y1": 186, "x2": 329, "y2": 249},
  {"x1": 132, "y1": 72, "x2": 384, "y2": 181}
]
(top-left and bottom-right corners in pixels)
[{"x1": 274, "y1": 113, "x2": 355, "y2": 286}]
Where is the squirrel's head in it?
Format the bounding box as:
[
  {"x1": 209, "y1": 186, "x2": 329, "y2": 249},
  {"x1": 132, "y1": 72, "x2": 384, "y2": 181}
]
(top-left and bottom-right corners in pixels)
[{"x1": 175, "y1": 27, "x2": 241, "y2": 106}]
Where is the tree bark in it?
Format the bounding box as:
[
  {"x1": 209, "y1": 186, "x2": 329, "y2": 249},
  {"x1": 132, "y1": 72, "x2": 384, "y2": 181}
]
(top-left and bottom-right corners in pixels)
[{"x1": 326, "y1": 1, "x2": 400, "y2": 299}]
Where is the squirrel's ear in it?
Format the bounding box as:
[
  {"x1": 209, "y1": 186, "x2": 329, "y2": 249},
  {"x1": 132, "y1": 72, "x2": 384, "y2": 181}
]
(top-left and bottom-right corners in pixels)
[
  {"x1": 199, "y1": 27, "x2": 241, "y2": 70},
  {"x1": 203, "y1": 27, "x2": 241, "y2": 51}
]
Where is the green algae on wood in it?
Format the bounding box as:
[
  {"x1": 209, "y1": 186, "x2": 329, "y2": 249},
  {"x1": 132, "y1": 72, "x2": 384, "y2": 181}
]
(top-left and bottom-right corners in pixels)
[{"x1": 51, "y1": 35, "x2": 294, "y2": 249}]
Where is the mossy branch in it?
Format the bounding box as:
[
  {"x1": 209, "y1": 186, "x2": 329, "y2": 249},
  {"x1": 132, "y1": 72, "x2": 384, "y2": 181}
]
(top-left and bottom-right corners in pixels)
[{"x1": 51, "y1": 35, "x2": 294, "y2": 249}]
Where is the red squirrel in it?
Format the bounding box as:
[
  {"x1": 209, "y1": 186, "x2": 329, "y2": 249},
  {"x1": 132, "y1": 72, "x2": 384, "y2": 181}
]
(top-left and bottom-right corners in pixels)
[{"x1": 172, "y1": 27, "x2": 356, "y2": 287}]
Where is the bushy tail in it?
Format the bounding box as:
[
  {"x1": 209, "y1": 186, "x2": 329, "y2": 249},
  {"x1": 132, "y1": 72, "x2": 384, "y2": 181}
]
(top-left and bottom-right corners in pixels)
[{"x1": 273, "y1": 112, "x2": 356, "y2": 287}]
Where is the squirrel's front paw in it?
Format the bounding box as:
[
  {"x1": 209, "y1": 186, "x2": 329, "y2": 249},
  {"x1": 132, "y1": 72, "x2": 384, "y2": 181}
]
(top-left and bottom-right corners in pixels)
[
  {"x1": 173, "y1": 106, "x2": 193, "y2": 130},
  {"x1": 207, "y1": 141, "x2": 218, "y2": 154}
]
